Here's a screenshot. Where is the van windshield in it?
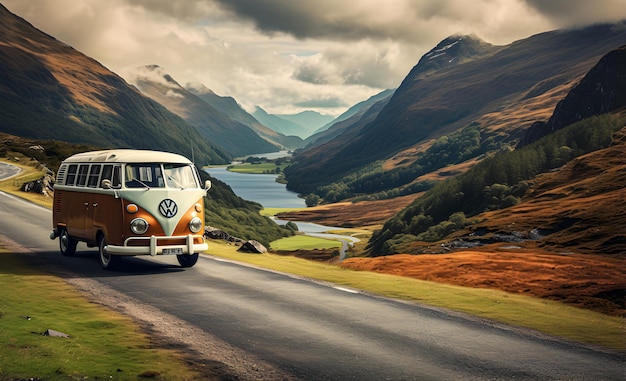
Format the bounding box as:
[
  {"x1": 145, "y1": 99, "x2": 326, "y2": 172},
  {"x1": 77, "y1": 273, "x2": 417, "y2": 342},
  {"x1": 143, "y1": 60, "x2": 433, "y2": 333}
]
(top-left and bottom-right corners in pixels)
[
  {"x1": 163, "y1": 164, "x2": 199, "y2": 189},
  {"x1": 125, "y1": 163, "x2": 199, "y2": 189}
]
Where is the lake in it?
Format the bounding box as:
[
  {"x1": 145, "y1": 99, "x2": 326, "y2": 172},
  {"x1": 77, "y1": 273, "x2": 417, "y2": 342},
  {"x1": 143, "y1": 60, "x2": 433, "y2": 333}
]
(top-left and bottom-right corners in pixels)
[{"x1": 205, "y1": 166, "x2": 306, "y2": 208}]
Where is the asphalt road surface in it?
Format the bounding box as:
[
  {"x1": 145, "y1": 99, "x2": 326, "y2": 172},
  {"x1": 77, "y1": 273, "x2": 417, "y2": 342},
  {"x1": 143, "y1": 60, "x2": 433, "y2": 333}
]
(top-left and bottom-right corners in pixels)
[
  {"x1": 0, "y1": 161, "x2": 21, "y2": 181},
  {"x1": 0, "y1": 189, "x2": 624, "y2": 380}
]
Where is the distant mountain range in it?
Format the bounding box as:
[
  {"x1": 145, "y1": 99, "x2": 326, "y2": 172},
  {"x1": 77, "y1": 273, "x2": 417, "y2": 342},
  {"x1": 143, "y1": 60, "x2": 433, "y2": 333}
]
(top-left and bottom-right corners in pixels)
[
  {"x1": 252, "y1": 107, "x2": 334, "y2": 139},
  {"x1": 130, "y1": 65, "x2": 304, "y2": 157}
]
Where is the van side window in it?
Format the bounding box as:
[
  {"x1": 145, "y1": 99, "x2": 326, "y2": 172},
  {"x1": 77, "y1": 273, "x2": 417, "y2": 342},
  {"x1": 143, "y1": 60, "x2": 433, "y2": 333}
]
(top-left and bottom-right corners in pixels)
[
  {"x1": 100, "y1": 165, "x2": 122, "y2": 188},
  {"x1": 101, "y1": 165, "x2": 112, "y2": 186},
  {"x1": 66, "y1": 164, "x2": 78, "y2": 185},
  {"x1": 112, "y1": 165, "x2": 121, "y2": 188},
  {"x1": 87, "y1": 165, "x2": 101, "y2": 188},
  {"x1": 77, "y1": 165, "x2": 89, "y2": 187}
]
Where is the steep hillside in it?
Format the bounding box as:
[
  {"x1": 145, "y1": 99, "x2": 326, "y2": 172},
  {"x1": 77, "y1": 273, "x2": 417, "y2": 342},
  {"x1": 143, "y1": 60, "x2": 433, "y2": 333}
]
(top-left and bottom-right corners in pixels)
[
  {"x1": 285, "y1": 23, "x2": 626, "y2": 196},
  {"x1": 130, "y1": 65, "x2": 282, "y2": 157},
  {"x1": 0, "y1": 4, "x2": 230, "y2": 165},
  {"x1": 521, "y1": 45, "x2": 626, "y2": 144},
  {"x1": 186, "y1": 83, "x2": 304, "y2": 152},
  {"x1": 367, "y1": 44, "x2": 626, "y2": 257}
]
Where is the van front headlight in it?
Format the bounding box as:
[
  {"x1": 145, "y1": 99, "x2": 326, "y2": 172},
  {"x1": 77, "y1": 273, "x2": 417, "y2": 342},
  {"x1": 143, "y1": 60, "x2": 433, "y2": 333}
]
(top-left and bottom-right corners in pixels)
[
  {"x1": 130, "y1": 218, "x2": 149, "y2": 234},
  {"x1": 189, "y1": 217, "x2": 203, "y2": 233}
]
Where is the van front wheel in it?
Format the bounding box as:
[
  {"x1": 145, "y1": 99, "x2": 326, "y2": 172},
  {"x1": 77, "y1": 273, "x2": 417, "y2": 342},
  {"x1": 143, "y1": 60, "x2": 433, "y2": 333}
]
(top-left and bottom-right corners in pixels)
[
  {"x1": 177, "y1": 253, "x2": 198, "y2": 268},
  {"x1": 98, "y1": 235, "x2": 120, "y2": 270},
  {"x1": 59, "y1": 228, "x2": 77, "y2": 257}
]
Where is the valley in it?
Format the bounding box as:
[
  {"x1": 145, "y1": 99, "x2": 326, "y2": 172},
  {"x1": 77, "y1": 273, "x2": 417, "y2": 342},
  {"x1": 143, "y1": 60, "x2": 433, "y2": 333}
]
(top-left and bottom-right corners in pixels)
[{"x1": 1, "y1": 1, "x2": 624, "y2": 325}]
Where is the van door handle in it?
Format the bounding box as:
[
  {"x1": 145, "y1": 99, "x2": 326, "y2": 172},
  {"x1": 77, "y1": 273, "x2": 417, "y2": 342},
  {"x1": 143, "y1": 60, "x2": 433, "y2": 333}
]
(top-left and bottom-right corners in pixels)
[
  {"x1": 92, "y1": 203, "x2": 98, "y2": 207},
  {"x1": 84, "y1": 202, "x2": 89, "y2": 207}
]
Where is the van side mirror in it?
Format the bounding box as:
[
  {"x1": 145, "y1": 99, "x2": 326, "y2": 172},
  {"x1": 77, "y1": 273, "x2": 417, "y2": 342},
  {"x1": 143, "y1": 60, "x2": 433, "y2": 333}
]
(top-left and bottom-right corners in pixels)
[
  {"x1": 204, "y1": 180, "x2": 212, "y2": 191},
  {"x1": 101, "y1": 179, "x2": 112, "y2": 189}
]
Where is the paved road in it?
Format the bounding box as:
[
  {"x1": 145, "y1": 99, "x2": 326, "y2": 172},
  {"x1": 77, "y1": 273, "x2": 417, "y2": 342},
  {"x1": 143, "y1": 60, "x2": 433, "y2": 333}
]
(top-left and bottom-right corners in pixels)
[
  {"x1": 0, "y1": 161, "x2": 22, "y2": 181},
  {"x1": 0, "y1": 191, "x2": 623, "y2": 380}
]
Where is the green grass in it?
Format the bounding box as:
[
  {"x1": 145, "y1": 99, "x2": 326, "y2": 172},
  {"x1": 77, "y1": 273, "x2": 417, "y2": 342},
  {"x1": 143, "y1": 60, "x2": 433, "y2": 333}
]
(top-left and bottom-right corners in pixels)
[
  {"x1": 271, "y1": 235, "x2": 342, "y2": 250},
  {"x1": 0, "y1": 251, "x2": 199, "y2": 380},
  {"x1": 227, "y1": 162, "x2": 287, "y2": 174},
  {"x1": 261, "y1": 207, "x2": 304, "y2": 216},
  {"x1": 208, "y1": 240, "x2": 626, "y2": 352}
]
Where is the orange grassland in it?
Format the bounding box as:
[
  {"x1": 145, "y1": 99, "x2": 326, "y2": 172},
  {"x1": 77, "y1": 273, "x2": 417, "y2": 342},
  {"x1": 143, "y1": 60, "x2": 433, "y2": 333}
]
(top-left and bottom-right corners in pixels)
[{"x1": 278, "y1": 132, "x2": 625, "y2": 317}]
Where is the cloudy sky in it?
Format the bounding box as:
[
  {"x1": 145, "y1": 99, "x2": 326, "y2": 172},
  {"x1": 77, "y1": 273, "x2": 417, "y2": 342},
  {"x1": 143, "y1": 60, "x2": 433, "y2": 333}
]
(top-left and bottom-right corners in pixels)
[{"x1": 4, "y1": 0, "x2": 626, "y2": 116}]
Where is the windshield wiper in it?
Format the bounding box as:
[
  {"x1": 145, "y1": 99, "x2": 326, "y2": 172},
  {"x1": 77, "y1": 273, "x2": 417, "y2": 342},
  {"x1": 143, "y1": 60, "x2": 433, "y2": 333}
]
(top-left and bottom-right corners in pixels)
[
  {"x1": 167, "y1": 176, "x2": 186, "y2": 189},
  {"x1": 131, "y1": 178, "x2": 151, "y2": 189}
]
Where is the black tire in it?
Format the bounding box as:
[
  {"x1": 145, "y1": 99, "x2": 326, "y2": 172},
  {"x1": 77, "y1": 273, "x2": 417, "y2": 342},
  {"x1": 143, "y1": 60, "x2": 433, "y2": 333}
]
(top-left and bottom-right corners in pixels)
[
  {"x1": 98, "y1": 234, "x2": 120, "y2": 270},
  {"x1": 177, "y1": 253, "x2": 199, "y2": 268},
  {"x1": 59, "y1": 228, "x2": 77, "y2": 257}
]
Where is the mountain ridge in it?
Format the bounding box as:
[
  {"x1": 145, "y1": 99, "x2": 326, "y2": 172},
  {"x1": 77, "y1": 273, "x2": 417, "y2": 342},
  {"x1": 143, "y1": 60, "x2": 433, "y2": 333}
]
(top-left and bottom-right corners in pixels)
[
  {"x1": 284, "y1": 23, "x2": 626, "y2": 196},
  {"x1": 0, "y1": 4, "x2": 230, "y2": 165},
  {"x1": 130, "y1": 65, "x2": 299, "y2": 157}
]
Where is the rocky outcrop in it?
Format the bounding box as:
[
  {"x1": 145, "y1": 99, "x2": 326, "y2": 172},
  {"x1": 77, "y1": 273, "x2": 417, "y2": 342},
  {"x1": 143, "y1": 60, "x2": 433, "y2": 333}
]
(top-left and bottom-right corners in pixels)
[
  {"x1": 238, "y1": 240, "x2": 267, "y2": 254},
  {"x1": 20, "y1": 169, "x2": 54, "y2": 196},
  {"x1": 204, "y1": 226, "x2": 245, "y2": 244},
  {"x1": 520, "y1": 45, "x2": 626, "y2": 145}
]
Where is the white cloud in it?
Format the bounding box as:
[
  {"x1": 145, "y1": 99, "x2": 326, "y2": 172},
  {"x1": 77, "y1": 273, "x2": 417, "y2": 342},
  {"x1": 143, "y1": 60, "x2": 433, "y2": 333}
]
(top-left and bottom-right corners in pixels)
[{"x1": 3, "y1": 0, "x2": 625, "y2": 116}]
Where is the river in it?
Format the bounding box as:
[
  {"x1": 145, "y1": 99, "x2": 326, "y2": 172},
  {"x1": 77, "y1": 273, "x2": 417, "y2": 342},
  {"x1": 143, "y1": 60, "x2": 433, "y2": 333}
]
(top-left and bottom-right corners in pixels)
[{"x1": 205, "y1": 165, "x2": 359, "y2": 256}]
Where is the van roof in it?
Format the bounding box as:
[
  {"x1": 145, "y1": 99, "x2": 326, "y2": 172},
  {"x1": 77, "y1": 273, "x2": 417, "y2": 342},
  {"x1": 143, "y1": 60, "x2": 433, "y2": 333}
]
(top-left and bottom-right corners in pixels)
[{"x1": 62, "y1": 149, "x2": 192, "y2": 164}]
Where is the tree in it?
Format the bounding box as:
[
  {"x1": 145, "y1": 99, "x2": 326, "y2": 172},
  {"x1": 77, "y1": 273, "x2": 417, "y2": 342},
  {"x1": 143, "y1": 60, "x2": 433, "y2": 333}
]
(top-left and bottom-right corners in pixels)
[{"x1": 305, "y1": 193, "x2": 321, "y2": 207}]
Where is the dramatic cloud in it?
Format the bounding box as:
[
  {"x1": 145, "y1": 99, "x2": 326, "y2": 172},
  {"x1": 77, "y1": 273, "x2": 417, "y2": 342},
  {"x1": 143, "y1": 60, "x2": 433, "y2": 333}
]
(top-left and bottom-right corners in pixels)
[{"x1": 3, "y1": 0, "x2": 625, "y2": 116}]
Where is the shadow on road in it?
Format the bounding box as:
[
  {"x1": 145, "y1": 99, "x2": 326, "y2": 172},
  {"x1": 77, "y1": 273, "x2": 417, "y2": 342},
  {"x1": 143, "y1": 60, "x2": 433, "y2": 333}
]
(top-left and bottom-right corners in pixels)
[{"x1": 0, "y1": 248, "x2": 188, "y2": 278}]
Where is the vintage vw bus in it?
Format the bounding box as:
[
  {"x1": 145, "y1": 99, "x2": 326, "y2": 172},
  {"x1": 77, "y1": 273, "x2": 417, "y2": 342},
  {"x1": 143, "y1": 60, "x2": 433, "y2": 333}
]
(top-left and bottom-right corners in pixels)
[{"x1": 50, "y1": 149, "x2": 211, "y2": 269}]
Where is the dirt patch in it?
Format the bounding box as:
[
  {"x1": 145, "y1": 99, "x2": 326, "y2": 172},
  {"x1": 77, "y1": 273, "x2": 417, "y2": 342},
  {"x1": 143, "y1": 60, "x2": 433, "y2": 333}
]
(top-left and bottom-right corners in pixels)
[{"x1": 276, "y1": 194, "x2": 418, "y2": 228}]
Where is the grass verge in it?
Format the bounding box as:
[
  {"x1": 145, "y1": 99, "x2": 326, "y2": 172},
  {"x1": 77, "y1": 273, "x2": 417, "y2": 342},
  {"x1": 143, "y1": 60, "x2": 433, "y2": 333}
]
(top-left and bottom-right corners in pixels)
[
  {"x1": 271, "y1": 235, "x2": 342, "y2": 250},
  {"x1": 207, "y1": 239, "x2": 625, "y2": 352},
  {"x1": 0, "y1": 250, "x2": 200, "y2": 380}
]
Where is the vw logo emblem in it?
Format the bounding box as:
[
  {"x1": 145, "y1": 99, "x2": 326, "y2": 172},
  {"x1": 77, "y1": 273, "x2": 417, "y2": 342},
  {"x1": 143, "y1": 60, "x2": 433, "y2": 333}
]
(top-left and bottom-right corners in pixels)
[{"x1": 159, "y1": 199, "x2": 178, "y2": 218}]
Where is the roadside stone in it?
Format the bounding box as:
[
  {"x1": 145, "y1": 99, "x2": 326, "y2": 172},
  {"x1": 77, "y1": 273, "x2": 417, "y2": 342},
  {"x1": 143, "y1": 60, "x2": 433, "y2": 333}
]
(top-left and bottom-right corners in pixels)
[{"x1": 238, "y1": 240, "x2": 267, "y2": 254}]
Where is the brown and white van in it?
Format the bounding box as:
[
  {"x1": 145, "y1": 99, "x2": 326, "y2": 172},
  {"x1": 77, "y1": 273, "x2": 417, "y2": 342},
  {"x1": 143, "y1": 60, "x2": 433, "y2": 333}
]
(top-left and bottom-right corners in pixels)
[{"x1": 50, "y1": 149, "x2": 211, "y2": 269}]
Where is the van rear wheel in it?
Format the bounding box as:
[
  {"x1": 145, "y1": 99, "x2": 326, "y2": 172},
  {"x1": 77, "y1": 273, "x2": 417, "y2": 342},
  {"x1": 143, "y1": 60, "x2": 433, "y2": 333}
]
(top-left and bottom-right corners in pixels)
[
  {"x1": 98, "y1": 235, "x2": 120, "y2": 270},
  {"x1": 59, "y1": 228, "x2": 77, "y2": 256},
  {"x1": 177, "y1": 253, "x2": 198, "y2": 268}
]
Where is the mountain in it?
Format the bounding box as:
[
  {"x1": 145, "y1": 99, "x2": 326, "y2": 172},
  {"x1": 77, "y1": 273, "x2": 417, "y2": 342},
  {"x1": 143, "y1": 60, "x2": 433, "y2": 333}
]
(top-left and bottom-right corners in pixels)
[
  {"x1": 521, "y1": 44, "x2": 626, "y2": 145},
  {"x1": 367, "y1": 45, "x2": 626, "y2": 256},
  {"x1": 0, "y1": 4, "x2": 230, "y2": 165},
  {"x1": 276, "y1": 111, "x2": 335, "y2": 138},
  {"x1": 252, "y1": 107, "x2": 333, "y2": 139},
  {"x1": 130, "y1": 65, "x2": 293, "y2": 157},
  {"x1": 304, "y1": 89, "x2": 395, "y2": 147},
  {"x1": 252, "y1": 106, "x2": 305, "y2": 137},
  {"x1": 284, "y1": 24, "x2": 626, "y2": 196},
  {"x1": 185, "y1": 83, "x2": 304, "y2": 152}
]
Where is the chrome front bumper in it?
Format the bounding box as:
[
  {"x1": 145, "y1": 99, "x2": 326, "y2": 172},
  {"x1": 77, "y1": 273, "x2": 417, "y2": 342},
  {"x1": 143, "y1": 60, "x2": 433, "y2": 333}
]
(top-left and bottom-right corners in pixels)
[{"x1": 105, "y1": 234, "x2": 208, "y2": 256}]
